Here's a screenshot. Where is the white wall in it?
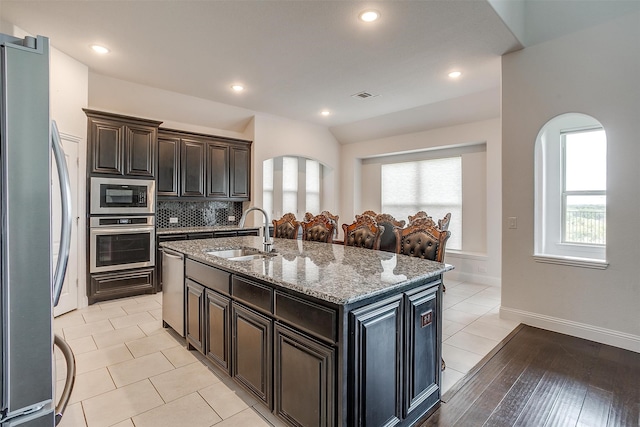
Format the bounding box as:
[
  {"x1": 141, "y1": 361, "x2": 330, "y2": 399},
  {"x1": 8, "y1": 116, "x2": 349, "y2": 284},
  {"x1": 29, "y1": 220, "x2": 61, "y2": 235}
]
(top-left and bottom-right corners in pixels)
[
  {"x1": 501, "y1": 11, "x2": 640, "y2": 352},
  {"x1": 341, "y1": 118, "x2": 502, "y2": 285},
  {"x1": 250, "y1": 113, "x2": 340, "y2": 226}
]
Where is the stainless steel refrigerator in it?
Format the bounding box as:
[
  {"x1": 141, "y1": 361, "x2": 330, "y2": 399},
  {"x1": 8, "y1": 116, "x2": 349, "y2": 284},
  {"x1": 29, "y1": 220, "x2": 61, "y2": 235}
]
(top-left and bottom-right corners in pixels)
[{"x1": 0, "y1": 34, "x2": 75, "y2": 427}]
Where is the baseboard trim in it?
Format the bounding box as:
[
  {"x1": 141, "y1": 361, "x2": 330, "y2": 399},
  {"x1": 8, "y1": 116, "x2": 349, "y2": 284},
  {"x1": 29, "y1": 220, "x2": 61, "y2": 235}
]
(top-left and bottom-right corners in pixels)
[
  {"x1": 500, "y1": 306, "x2": 640, "y2": 353},
  {"x1": 444, "y1": 270, "x2": 501, "y2": 287}
]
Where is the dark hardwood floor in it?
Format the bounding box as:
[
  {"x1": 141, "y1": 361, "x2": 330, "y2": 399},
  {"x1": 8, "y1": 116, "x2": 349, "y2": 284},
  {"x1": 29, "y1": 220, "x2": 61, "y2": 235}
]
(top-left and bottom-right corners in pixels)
[{"x1": 421, "y1": 325, "x2": 640, "y2": 427}]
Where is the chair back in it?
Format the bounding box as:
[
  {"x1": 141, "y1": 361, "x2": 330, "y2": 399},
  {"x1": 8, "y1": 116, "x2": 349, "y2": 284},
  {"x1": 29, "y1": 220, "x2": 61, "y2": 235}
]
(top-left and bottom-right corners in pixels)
[
  {"x1": 301, "y1": 214, "x2": 335, "y2": 243},
  {"x1": 407, "y1": 211, "x2": 436, "y2": 227},
  {"x1": 437, "y1": 212, "x2": 451, "y2": 231},
  {"x1": 374, "y1": 213, "x2": 406, "y2": 253},
  {"x1": 272, "y1": 213, "x2": 300, "y2": 239},
  {"x1": 342, "y1": 215, "x2": 384, "y2": 250},
  {"x1": 394, "y1": 217, "x2": 450, "y2": 262}
]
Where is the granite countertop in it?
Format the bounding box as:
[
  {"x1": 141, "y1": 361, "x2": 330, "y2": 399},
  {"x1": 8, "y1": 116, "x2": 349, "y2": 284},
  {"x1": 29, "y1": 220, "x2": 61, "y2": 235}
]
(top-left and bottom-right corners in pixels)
[
  {"x1": 156, "y1": 225, "x2": 260, "y2": 235},
  {"x1": 161, "y1": 236, "x2": 453, "y2": 305}
]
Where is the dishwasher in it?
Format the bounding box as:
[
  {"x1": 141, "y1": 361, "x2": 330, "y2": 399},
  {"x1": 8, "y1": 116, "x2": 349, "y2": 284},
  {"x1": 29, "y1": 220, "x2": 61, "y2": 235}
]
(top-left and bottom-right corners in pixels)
[{"x1": 162, "y1": 248, "x2": 185, "y2": 337}]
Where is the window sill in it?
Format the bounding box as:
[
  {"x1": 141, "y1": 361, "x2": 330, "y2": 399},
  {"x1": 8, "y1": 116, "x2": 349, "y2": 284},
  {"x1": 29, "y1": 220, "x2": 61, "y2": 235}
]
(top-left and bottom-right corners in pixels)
[{"x1": 533, "y1": 254, "x2": 608, "y2": 270}]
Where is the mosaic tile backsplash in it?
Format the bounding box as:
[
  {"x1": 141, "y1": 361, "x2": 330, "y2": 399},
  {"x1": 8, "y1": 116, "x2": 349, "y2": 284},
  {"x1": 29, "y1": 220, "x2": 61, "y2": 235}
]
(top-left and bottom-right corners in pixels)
[{"x1": 157, "y1": 201, "x2": 244, "y2": 229}]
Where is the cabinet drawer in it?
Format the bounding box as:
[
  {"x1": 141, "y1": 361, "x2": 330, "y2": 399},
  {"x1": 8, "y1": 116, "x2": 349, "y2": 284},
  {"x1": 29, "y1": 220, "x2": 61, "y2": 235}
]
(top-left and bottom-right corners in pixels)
[
  {"x1": 232, "y1": 276, "x2": 273, "y2": 314},
  {"x1": 186, "y1": 259, "x2": 230, "y2": 295},
  {"x1": 275, "y1": 291, "x2": 337, "y2": 342}
]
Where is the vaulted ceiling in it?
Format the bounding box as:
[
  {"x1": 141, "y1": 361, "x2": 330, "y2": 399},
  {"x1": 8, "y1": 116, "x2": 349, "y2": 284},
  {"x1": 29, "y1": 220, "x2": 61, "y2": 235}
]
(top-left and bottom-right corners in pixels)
[{"x1": 1, "y1": 0, "x2": 637, "y2": 143}]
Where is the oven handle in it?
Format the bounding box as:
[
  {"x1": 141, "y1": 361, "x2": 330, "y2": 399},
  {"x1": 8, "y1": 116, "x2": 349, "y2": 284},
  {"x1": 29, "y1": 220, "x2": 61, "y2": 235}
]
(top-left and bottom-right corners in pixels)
[
  {"x1": 52, "y1": 120, "x2": 72, "y2": 307},
  {"x1": 90, "y1": 226, "x2": 155, "y2": 234}
]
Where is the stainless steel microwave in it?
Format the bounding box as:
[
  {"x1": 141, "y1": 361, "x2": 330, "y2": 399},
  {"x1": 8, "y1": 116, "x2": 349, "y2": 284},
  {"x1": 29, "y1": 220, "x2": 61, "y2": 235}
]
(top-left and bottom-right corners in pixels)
[{"x1": 90, "y1": 177, "x2": 155, "y2": 215}]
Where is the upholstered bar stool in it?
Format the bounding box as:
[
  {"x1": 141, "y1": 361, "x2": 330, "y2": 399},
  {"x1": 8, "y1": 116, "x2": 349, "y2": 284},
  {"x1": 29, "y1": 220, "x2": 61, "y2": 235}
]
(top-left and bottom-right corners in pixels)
[
  {"x1": 374, "y1": 213, "x2": 406, "y2": 253},
  {"x1": 272, "y1": 213, "x2": 300, "y2": 239},
  {"x1": 301, "y1": 214, "x2": 335, "y2": 243},
  {"x1": 342, "y1": 214, "x2": 384, "y2": 250}
]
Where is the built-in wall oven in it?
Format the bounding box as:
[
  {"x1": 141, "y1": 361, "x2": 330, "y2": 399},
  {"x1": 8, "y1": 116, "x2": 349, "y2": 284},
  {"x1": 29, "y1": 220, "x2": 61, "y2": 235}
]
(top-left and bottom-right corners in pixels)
[
  {"x1": 90, "y1": 177, "x2": 155, "y2": 215},
  {"x1": 89, "y1": 216, "x2": 155, "y2": 273}
]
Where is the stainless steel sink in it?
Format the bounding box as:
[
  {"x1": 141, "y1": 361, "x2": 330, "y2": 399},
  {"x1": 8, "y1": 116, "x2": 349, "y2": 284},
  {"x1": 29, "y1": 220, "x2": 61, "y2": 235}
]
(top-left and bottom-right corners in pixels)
[{"x1": 206, "y1": 247, "x2": 276, "y2": 261}]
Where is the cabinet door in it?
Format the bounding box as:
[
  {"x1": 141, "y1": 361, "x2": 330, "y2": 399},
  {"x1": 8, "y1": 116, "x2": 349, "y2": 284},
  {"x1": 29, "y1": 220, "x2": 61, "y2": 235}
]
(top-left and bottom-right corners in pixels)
[
  {"x1": 90, "y1": 118, "x2": 124, "y2": 175},
  {"x1": 157, "y1": 136, "x2": 180, "y2": 196},
  {"x1": 206, "y1": 290, "x2": 231, "y2": 374},
  {"x1": 351, "y1": 295, "x2": 403, "y2": 427},
  {"x1": 232, "y1": 302, "x2": 272, "y2": 407},
  {"x1": 404, "y1": 284, "x2": 440, "y2": 417},
  {"x1": 186, "y1": 279, "x2": 205, "y2": 352},
  {"x1": 229, "y1": 145, "x2": 250, "y2": 199},
  {"x1": 181, "y1": 138, "x2": 205, "y2": 197},
  {"x1": 275, "y1": 323, "x2": 335, "y2": 427},
  {"x1": 125, "y1": 124, "x2": 156, "y2": 177},
  {"x1": 207, "y1": 142, "x2": 230, "y2": 198}
]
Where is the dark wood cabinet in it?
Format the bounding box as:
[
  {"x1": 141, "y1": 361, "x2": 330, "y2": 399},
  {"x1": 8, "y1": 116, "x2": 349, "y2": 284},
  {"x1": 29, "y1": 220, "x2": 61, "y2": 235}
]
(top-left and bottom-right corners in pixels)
[
  {"x1": 230, "y1": 145, "x2": 250, "y2": 199},
  {"x1": 186, "y1": 279, "x2": 205, "y2": 353},
  {"x1": 85, "y1": 109, "x2": 160, "y2": 178},
  {"x1": 232, "y1": 302, "x2": 273, "y2": 407},
  {"x1": 404, "y1": 285, "x2": 440, "y2": 418},
  {"x1": 206, "y1": 289, "x2": 232, "y2": 374},
  {"x1": 158, "y1": 128, "x2": 251, "y2": 200},
  {"x1": 352, "y1": 295, "x2": 404, "y2": 427},
  {"x1": 181, "y1": 138, "x2": 206, "y2": 197},
  {"x1": 157, "y1": 135, "x2": 180, "y2": 196},
  {"x1": 178, "y1": 257, "x2": 441, "y2": 427},
  {"x1": 274, "y1": 323, "x2": 335, "y2": 427},
  {"x1": 207, "y1": 143, "x2": 230, "y2": 198},
  {"x1": 88, "y1": 267, "x2": 155, "y2": 305}
]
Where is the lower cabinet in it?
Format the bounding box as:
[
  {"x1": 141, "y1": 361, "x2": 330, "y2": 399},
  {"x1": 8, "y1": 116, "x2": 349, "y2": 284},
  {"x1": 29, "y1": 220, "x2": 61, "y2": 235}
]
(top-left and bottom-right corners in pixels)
[
  {"x1": 186, "y1": 279, "x2": 205, "y2": 353},
  {"x1": 350, "y1": 283, "x2": 441, "y2": 426},
  {"x1": 352, "y1": 295, "x2": 404, "y2": 427},
  {"x1": 183, "y1": 259, "x2": 441, "y2": 427},
  {"x1": 232, "y1": 302, "x2": 273, "y2": 407},
  {"x1": 205, "y1": 289, "x2": 231, "y2": 374},
  {"x1": 89, "y1": 267, "x2": 155, "y2": 305},
  {"x1": 274, "y1": 323, "x2": 335, "y2": 427}
]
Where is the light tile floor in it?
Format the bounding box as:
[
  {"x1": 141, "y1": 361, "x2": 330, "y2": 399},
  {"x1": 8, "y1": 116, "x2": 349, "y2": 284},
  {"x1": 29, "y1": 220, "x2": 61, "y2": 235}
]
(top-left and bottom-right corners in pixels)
[{"x1": 54, "y1": 279, "x2": 518, "y2": 427}]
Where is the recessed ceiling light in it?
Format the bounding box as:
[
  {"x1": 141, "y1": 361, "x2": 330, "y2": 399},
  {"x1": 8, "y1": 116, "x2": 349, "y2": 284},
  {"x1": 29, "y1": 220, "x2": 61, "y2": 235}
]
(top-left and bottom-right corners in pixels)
[
  {"x1": 359, "y1": 10, "x2": 380, "y2": 22},
  {"x1": 90, "y1": 44, "x2": 109, "y2": 54},
  {"x1": 448, "y1": 71, "x2": 462, "y2": 78},
  {"x1": 320, "y1": 110, "x2": 331, "y2": 116},
  {"x1": 231, "y1": 84, "x2": 244, "y2": 92}
]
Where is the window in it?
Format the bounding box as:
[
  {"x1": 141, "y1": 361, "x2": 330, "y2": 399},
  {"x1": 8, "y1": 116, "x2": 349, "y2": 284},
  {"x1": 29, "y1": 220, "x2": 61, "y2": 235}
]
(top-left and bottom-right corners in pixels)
[
  {"x1": 263, "y1": 156, "x2": 325, "y2": 220},
  {"x1": 381, "y1": 157, "x2": 462, "y2": 250},
  {"x1": 562, "y1": 129, "x2": 606, "y2": 245},
  {"x1": 282, "y1": 156, "x2": 298, "y2": 214},
  {"x1": 535, "y1": 113, "x2": 607, "y2": 266}
]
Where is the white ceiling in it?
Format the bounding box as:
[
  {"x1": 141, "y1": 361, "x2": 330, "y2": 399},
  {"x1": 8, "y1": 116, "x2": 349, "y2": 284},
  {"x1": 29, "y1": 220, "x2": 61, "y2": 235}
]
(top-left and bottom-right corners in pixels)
[{"x1": 1, "y1": 1, "x2": 636, "y2": 143}]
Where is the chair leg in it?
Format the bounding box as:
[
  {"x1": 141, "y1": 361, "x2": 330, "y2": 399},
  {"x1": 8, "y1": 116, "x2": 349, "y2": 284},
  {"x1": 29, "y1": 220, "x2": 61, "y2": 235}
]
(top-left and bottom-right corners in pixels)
[
  {"x1": 441, "y1": 357, "x2": 446, "y2": 371},
  {"x1": 442, "y1": 281, "x2": 446, "y2": 292}
]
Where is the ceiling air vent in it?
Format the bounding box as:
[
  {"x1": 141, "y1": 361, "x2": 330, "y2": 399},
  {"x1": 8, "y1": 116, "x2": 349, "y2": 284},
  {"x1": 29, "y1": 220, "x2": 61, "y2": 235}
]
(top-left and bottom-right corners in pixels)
[{"x1": 351, "y1": 91, "x2": 379, "y2": 99}]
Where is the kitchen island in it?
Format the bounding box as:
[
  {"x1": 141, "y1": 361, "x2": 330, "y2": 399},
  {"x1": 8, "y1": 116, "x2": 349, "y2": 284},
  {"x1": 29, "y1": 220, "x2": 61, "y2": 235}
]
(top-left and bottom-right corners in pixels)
[{"x1": 161, "y1": 236, "x2": 452, "y2": 427}]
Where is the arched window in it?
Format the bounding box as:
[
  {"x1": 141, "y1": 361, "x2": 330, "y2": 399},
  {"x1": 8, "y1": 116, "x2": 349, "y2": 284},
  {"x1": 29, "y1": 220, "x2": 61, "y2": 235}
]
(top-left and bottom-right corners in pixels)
[
  {"x1": 263, "y1": 156, "x2": 325, "y2": 220},
  {"x1": 534, "y1": 113, "x2": 607, "y2": 267}
]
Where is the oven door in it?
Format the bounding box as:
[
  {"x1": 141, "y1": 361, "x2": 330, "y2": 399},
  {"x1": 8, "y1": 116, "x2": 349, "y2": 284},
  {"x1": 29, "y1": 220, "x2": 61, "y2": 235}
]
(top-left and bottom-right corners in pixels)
[{"x1": 90, "y1": 226, "x2": 155, "y2": 273}]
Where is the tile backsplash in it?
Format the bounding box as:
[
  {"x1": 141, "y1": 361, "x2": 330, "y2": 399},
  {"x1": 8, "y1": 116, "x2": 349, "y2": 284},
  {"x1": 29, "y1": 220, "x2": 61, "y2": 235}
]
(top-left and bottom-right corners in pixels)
[{"x1": 157, "y1": 200, "x2": 244, "y2": 229}]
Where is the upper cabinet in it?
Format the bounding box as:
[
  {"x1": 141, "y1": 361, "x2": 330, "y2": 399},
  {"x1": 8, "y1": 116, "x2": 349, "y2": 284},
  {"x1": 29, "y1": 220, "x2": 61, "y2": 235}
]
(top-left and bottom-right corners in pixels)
[
  {"x1": 85, "y1": 109, "x2": 162, "y2": 178},
  {"x1": 158, "y1": 128, "x2": 251, "y2": 201}
]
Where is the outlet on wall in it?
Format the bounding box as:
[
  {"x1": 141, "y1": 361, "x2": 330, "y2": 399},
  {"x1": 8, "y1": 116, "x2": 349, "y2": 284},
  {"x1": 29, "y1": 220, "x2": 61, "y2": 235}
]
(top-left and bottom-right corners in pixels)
[{"x1": 169, "y1": 217, "x2": 179, "y2": 224}]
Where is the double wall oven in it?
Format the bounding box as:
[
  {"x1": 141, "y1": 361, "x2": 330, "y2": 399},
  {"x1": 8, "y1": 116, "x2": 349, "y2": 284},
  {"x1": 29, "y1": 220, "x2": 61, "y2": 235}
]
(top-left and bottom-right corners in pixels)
[{"x1": 89, "y1": 178, "x2": 156, "y2": 301}]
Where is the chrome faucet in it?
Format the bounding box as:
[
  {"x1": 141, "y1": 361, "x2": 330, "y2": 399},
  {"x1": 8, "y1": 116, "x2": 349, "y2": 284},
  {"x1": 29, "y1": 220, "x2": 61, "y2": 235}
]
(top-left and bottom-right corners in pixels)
[{"x1": 239, "y1": 206, "x2": 273, "y2": 252}]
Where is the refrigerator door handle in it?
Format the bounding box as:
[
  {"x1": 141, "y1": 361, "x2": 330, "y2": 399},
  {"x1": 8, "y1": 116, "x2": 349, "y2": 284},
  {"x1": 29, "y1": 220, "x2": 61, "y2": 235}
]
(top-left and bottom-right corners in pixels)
[
  {"x1": 51, "y1": 120, "x2": 72, "y2": 307},
  {"x1": 53, "y1": 334, "x2": 76, "y2": 425}
]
